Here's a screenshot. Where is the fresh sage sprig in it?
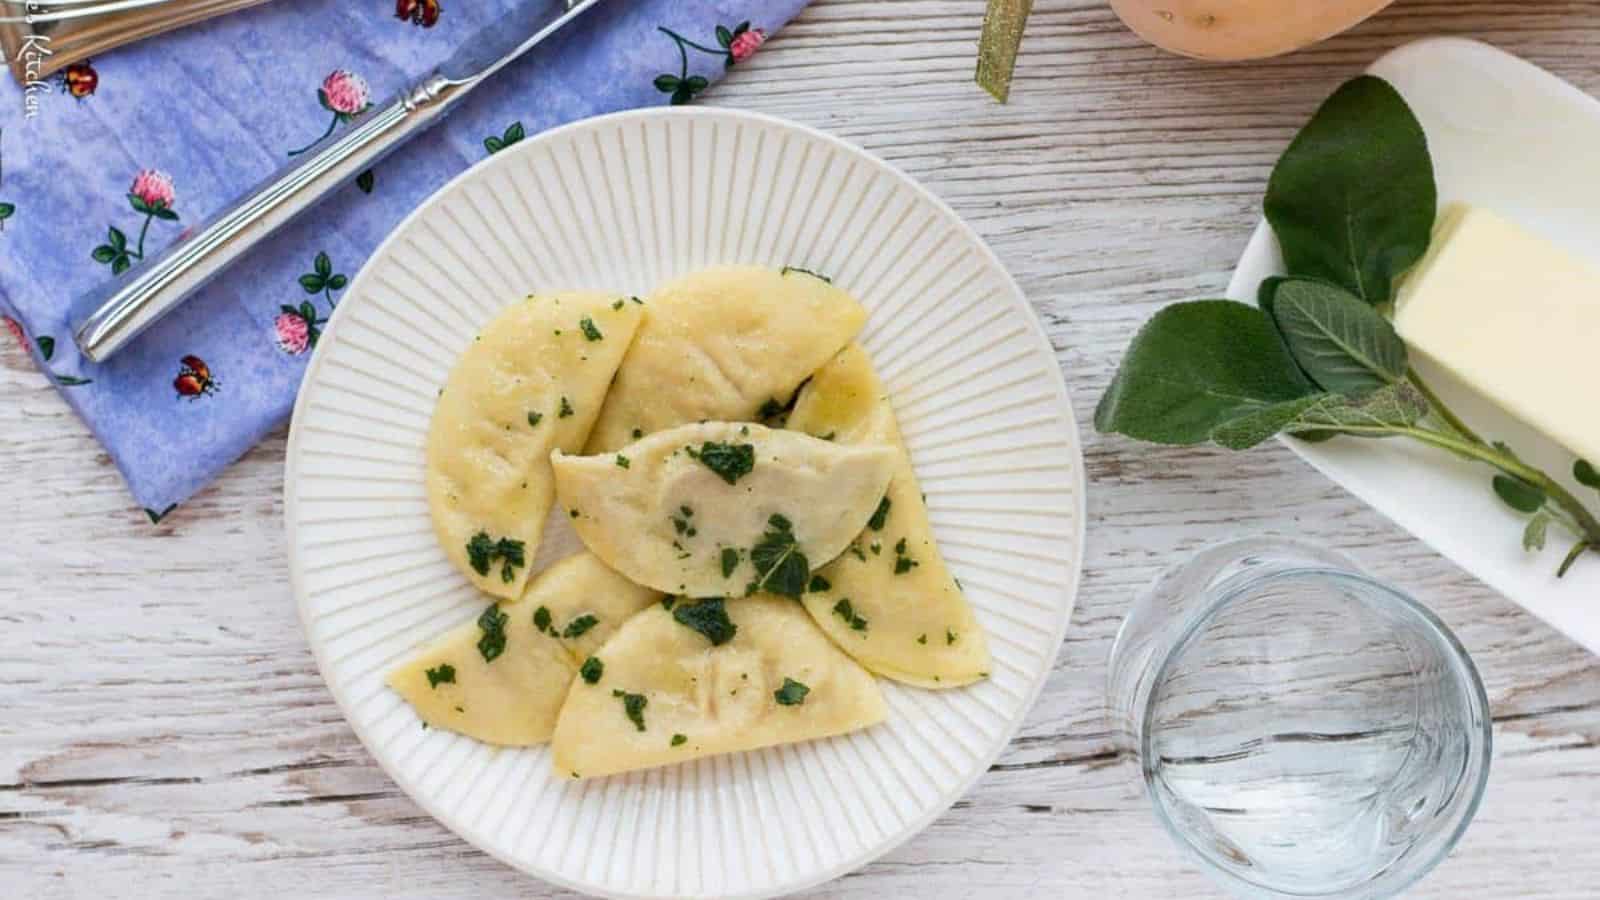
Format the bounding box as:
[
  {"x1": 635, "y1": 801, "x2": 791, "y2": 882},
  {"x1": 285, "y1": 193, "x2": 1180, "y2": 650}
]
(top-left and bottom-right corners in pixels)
[{"x1": 1095, "y1": 75, "x2": 1600, "y2": 576}]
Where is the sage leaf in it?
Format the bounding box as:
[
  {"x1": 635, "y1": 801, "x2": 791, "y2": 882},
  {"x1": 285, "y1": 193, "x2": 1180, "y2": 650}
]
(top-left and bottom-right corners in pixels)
[
  {"x1": 1264, "y1": 76, "x2": 1436, "y2": 306},
  {"x1": 1575, "y1": 460, "x2": 1600, "y2": 490},
  {"x1": 1211, "y1": 394, "x2": 1330, "y2": 450},
  {"x1": 1211, "y1": 383, "x2": 1428, "y2": 449},
  {"x1": 1255, "y1": 275, "x2": 1290, "y2": 317},
  {"x1": 1095, "y1": 300, "x2": 1316, "y2": 446},
  {"x1": 1268, "y1": 278, "x2": 1407, "y2": 395},
  {"x1": 1281, "y1": 382, "x2": 1430, "y2": 434},
  {"x1": 1523, "y1": 512, "x2": 1551, "y2": 552},
  {"x1": 1493, "y1": 475, "x2": 1546, "y2": 514}
]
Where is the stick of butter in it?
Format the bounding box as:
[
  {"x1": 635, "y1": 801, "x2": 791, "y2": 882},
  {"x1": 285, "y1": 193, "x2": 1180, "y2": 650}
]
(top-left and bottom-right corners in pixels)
[{"x1": 1394, "y1": 204, "x2": 1600, "y2": 463}]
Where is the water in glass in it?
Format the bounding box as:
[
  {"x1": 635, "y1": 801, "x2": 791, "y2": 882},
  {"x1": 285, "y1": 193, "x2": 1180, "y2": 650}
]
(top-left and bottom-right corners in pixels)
[{"x1": 1108, "y1": 539, "x2": 1491, "y2": 899}]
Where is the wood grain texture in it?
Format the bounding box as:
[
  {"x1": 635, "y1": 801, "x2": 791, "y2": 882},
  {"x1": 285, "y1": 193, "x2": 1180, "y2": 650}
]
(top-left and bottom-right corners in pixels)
[{"x1": 4, "y1": 1, "x2": 1600, "y2": 897}]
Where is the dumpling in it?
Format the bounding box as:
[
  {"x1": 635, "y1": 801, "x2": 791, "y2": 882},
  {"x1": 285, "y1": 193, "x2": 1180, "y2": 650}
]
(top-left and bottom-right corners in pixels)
[
  {"x1": 552, "y1": 422, "x2": 897, "y2": 597},
  {"x1": 583, "y1": 266, "x2": 867, "y2": 452},
  {"x1": 427, "y1": 292, "x2": 644, "y2": 599},
  {"x1": 386, "y1": 553, "x2": 659, "y2": 746},
  {"x1": 787, "y1": 344, "x2": 991, "y2": 688},
  {"x1": 551, "y1": 595, "x2": 886, "y2": 779}
]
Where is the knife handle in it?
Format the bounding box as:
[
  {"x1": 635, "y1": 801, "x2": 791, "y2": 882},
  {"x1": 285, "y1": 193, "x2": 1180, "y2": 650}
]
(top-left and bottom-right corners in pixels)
[{"x1": 73, "y1": 71, "x2": 466, "y2": 363}]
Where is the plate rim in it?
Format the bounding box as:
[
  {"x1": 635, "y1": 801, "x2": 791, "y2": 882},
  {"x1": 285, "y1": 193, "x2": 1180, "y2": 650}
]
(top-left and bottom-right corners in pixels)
[{"x1": 283, "y1": 104, "x2": 1087, "y2": 899}]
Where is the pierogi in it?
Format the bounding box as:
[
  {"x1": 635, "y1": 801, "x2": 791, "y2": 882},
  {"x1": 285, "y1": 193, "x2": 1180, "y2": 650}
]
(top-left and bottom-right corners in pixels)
[
  {"x1": 386, "y1": 553, "x2": 659, "y2": 746},
  {"x1": 584, "y1": 265, "x2": 866, "y2": 452},
  {"x1": 551, "y1": 595, "x2": 886, "y2": 779},
  {"x1": 426, "y1": 292, "x2": 643, "y2": 599},
  {"x1": 552, "y1": 422, "x2": 897, "y2": 597},
  {"x1": 787, "y1": 344, "x2": 992, "y2": 688}
]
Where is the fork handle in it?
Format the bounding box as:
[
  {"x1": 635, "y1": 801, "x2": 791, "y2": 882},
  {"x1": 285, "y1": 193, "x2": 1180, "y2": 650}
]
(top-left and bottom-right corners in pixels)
[{"x1": 73, "y1": 72, "x2": 465, "y2": 363}]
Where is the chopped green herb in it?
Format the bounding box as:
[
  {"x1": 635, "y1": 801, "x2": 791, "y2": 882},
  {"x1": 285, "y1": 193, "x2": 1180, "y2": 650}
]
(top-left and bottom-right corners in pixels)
[
  {"x1": 808, "y1": 574, "x2": 831, "y2": 593},
  {"x1": 672, "y1": 513, "x2": 692, "y2": 535},
  {"x1": 688, "y1": 441, "x2": 755, "y2": 485},
  {"x1": 848, "y1": 544, "x2": 867, "y2": 562},
  {"x1": 563, "y1": 614, "x2": 599, "y2": 639},
  {"x1": 579, "y1": 316, "x2": 603, "y2": 341},
  {"x1": 496, "y1": 537, "x2": 526, "y2": 583},
  {"x1": 612, "y1": 299, "x2": 625, "y2": 311},
  {"x1": 580, "y1": 656, "x2": 604, "y2": 684},
  {"x1": 779, "y1": 266, "x2": 832, "y2": 283},
  {"x1": 466, "y1": 532, "x2": 526, "y2": 584},
  {"x1": 671, "y1": 733, "x2": 687, "y2": 747},
  {"x1": 867, "y1": 497, "x2": 892, "y2": 531},
  {"x1": 466, "y1": 532, "x2": 495, "y2": 576},
  {"x1": 832, "y1": 598, "x2": 868, "y2": 632},
  {"x1": 616, "y1": 454, "x2": 630, "y2": 469},
  {"x1": 750, "y1": 513, "x2": 809, "y2": 598},
  {"x1": 721, "y1": 547, "x2": 740, "y2": 578},
  {"x1": 527, "y1": 411, "x2": 543, "y2": 427},
  {"x1": 476, "y1": 604, "x2": 509, "y2": 662},
  {"x1": 774, "y1": 677, "x2": 810, "y2": 706},
  {"x1": 612, "y1": 689, "x2": 648, "y2": 731},
  {"x1": 661, "y1": 596, "x2": 678, "y2": 611},
  {"x1": 917, "y1": 634, "x2": 928, "y2": 645},
  {"x1": 632, "y1": 428, "x2": 644, "y2": 439},
  {"x1": 680, "y1": 505, "x2": 694, "y2": 517},
  {"x1": 533, "y1": 606, "x2": 552, "y2": 633},
  {"x1": 630, "y1": 295, "x2": 643, "y2": 305},
  {"x1": 672, "y1": 598, "x2": 738, "y2": 646},
  {"x1": 497, "y1": 538, "x2": 525, "y2": 560},
  {"x1": 947, "y1": 629, "x2": 958, "y2": 645},
  {"x1": 425, "y1": 664, "x2": 456, "y2": 688},
  {"x1": 870, "y1": 541, "x2": 882, "y2": 556},
  {"x1": 891, "y1": 536, "x2": 919, "y2": 574},
  {"x1": 570, "y1": 508, "x2": 580, "y2": 518},
  {"x1": 558, "y1": 396, "x2": 574, "y2": 418}
]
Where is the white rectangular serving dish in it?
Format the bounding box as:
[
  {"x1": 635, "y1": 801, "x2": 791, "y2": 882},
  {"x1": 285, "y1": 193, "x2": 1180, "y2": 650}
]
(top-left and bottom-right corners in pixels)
[{"x1": 1228, "y1": 37, "x2": 1600, "y2": 655}]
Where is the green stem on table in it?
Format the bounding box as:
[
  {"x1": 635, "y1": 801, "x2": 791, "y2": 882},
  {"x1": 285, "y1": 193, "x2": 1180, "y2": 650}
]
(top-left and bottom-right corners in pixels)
[
  {"x1": 1327, "y1": 423, "x2": 1600, "y2": 561},
  {"x1": 1402, "y1": 370, "x2": 1600, "y2": 563},
  {"x1": 1406, "y1": 368, "x2": 1485, "y2": 446},
  {"x1": 1559, "y1": 541, "x2": 1591, "y2": 578}
]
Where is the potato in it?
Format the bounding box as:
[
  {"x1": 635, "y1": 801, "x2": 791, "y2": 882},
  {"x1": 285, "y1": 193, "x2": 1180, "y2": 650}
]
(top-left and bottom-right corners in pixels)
[{"x1": 1110, "y1": 0, "x2": 1395, "y2": 60}]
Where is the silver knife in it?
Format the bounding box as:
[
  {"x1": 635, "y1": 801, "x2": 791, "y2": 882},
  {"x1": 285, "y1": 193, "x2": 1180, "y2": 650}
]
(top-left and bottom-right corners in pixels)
[{"x1": 73, "y1": 0, "x2": 598, "y2": 363}]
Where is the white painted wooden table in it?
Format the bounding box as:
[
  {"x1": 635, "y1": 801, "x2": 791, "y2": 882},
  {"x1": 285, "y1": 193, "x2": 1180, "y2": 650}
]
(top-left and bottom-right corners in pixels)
[{"x1": 4, "y1": 2, "x2": 1599, "y2": 897}]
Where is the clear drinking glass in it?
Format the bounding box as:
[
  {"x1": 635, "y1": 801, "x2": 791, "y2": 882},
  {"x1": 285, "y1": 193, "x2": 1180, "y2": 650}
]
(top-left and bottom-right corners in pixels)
[{"x1": 1107, "y1": 538, "x2": 1492, "y2": 899}]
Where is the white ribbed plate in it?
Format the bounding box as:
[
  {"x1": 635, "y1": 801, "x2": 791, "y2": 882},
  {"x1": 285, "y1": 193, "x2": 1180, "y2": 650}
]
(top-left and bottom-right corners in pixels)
[{"x1": 285, "y1": 107, "x2": 1085, "y2": 899}]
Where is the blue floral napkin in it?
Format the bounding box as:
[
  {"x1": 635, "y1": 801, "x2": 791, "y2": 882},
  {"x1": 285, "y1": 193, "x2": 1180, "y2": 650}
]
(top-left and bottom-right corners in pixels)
[{"x1": 0, "y1": 0, "x2": 807, "y2": 522}]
